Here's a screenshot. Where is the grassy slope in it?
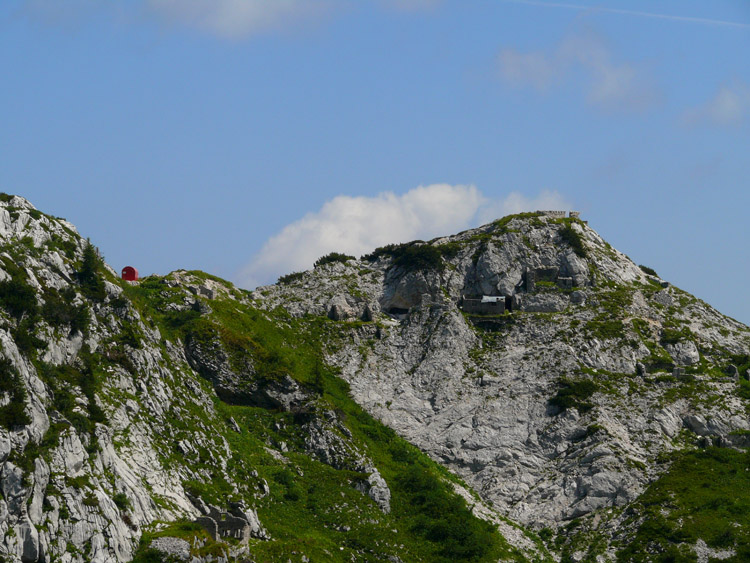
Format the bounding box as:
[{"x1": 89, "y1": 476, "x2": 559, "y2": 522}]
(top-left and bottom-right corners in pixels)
[
  {"x1": 122, "y1": 274, "x2": 541, "y2": 562},
  {"x1": 616, "y1": 447, "x2": 750, "y2": 563}
]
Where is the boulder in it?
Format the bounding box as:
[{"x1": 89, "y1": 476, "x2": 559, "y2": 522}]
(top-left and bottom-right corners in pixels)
[
  {"x1": 570, "y1": 290, "x2": 587, "y2": 305},
  {"x1": 149, "y1": 537, "x2": 190, "y2": 561},
  {"x1": 683, "y1": 415, "x2": 710, "y2": 436},
  {"x1": 355, "y1": 468, "x2": 391, "y2": 514},
  {"x1": 665, "y1": 340, "x2": 700, "y2": 366},
  {"x1": 328, "y1": 295, "x2": 354, "y2": 321}
]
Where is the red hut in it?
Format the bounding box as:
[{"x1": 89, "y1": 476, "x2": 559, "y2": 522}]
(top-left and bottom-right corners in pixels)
[{"x1": 121, "y1": 266, "x2": 139, "y2": 281}]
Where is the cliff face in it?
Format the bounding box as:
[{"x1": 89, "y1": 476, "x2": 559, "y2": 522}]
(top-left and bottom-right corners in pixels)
[{"x1": 0, "y1": 195, "x2": 748, "y2": 562}]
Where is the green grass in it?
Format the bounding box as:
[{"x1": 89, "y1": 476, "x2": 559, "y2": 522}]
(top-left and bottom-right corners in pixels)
[
  {"x1": 661, "y1": 326, "x2": 693, "y2": 345},
  {"x1": 216, "y1": 397, "x2": 526, "y2": 562},
  {"x1": 121, "y1": 275, "x2": 534, "y2": 562},
  {"x1": 618, "y1": 448, "x2": 750, "y2": 562},
  {"x1": 585, "y1": 319, "x2": 625, "y2": 340}
]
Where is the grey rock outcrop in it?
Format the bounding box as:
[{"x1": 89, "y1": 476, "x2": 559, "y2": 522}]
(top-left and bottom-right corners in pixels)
[
  {"x1": 192, "y1": 501, "x2": 268, "y2": 542},
  {"x1": 665, "y1": 340, "x2": 700, "y2": 366},
  {"x1": 149, "y1": 537, "x2": 191, "y2": 561},
  {"x1": 303, "y1": 412, "x2": 392, "y2": 513}
]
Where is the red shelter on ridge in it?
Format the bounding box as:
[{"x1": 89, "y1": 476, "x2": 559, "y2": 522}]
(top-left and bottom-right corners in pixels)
[{"x1": 121, "y1": 266, "x2": 138, "y2": 281}]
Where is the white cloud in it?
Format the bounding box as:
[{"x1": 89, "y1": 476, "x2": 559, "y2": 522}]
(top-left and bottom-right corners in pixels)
[
  {"x1": 237, "y1": 185, "x2": 572, "y2": 288},
  {"x1": 145, "y1": 0, "x2": 329, "y2": 38},
  {"x1": 498, "y1": 30, "x2": 657, "y2": 111},
  {"x1": 683, "y1": 83, "x2": 750, "y2": 127}
]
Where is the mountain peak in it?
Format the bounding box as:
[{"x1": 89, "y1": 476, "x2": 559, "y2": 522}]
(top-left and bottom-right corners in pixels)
[{"x1": 0, "y1": 195, "x2": 748, "y2": 562}]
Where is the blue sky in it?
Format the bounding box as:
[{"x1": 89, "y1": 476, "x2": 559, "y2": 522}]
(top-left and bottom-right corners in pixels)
[{"x1": 1, "y1": 1, "x2": 749, "y2": 323}]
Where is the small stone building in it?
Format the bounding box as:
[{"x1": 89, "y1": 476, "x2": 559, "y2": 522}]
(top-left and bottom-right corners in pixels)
[{"x1": 461, "y1": 295, "x2": 505, "y2": 315}]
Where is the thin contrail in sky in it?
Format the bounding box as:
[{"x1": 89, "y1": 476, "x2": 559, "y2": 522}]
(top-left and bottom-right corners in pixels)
[{"x1": 501, "y1": 0, "x2": 750, "y2": 30}]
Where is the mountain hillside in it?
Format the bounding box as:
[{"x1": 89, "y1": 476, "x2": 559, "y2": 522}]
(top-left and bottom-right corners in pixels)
[
  {"x1": 0, "y1": 194, "x2": 748, "y2": 562},
  {"x1": 254, "y1": 211, "x2": 750, "y2": 561}
]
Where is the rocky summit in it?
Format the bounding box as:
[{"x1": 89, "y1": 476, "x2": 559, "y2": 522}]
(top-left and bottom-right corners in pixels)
[{"x1": 0, "y1": 194, "x2": 748, "y2": 563}]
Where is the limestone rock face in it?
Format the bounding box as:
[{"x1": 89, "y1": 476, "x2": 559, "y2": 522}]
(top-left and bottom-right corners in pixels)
[
  {"x1": 665, "y1": 340, "x2": 700, "y2": 365},
  {"x1": 255, "y1": 211, "x2": 750, "y2": 540},
  {"x1": 185, "y1": 330, "x2": 313, "y2": 410},
  {"x1": 185, "y1": 329, "x2": 254, "y2": 402},
  {"x1": 518, "y1": 292, "x2": 569, "y2": 312}
]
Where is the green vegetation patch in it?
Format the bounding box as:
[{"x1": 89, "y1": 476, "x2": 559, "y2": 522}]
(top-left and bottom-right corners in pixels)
[
  {"x1": 729, "y1": 354, "x2": 750, "y2": 377},
  {"x1": 76, "y1": 241, "x2": 106, "y2": 301},
  {"x1": 278, "y1": 271, "x2": 305, "y2": 285},
  {"x1": 585, "y1": 319, "x2": 625, "y2": 341},
  {"x1": 45, "y1": 233, "x2": 78, "y2": 260},
  {"x1": 660, "y1": 326, "x2": 694, "y2": 345},
  {"x1": 363, "y1": 240, "x2": 463, "y2": 273},
  {"x1": 639, "y1": 265, "x2": 658, "y2": 277},
  {"x1": 395, "y1": 463, "x2": 501, "y2": 561},
  {"x1": 364, "y1": 242, "x2": 445, "y2": 272},
  {"x1": 0, "y1": 275, "x2": 38, "y2": 320},
  {"x1": 42, "y1": 287, "x2": 89, "y2": 333},
  {"x1": 549, "y1": 378, "x2": 598, "y2": 413},
  {"x1": 632, "y1": 319, "x2": 674, "y2": 370},
  {"x1": 559, "y1": 224, "x2": 587, "y2": 258},
  {"x1": 0, "y1": 358, "x2": 31, "y2": 429},
  {"x1": 618, "y1": 447, "x2": 750, "y2": 562},
  {"x1": 37, "y1": 348, "x2": 107, "y2": 443},
  {"x1": 120, "y1": 276, "x2": 201, "y2": 337},
  {"x1": 314, "y1": 252, "x2": 355, "y2": 268},
  {"x1": 490, "y1": 212, "x2": 543, "y2": 234}
]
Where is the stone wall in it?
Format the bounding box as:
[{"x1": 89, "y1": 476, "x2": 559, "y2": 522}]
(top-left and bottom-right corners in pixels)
[{"x1": 461, "y1": 297, "x2": 505, "y2": 315}]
